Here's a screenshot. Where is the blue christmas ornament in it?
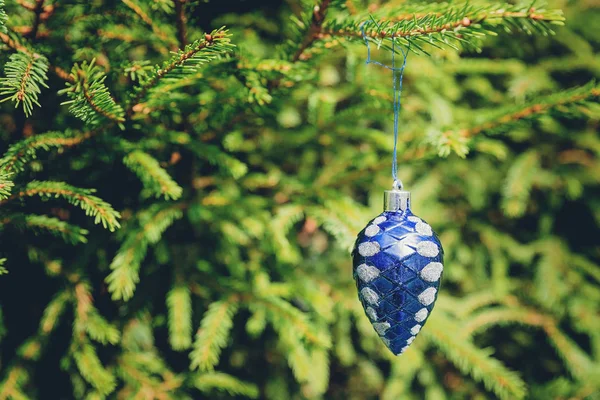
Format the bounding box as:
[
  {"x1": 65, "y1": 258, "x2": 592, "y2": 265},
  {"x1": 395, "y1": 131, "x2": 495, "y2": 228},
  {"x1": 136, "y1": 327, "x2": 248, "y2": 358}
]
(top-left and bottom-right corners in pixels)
[{"x1": 352, "y1": 188, "x2": 443, "y2": 355}]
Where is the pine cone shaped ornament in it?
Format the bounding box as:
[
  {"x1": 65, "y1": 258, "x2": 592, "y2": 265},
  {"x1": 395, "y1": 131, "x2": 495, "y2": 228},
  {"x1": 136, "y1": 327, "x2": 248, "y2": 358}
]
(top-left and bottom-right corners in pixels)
[{"x1": 352, "y1": 188, "x2": 443, "y2": 355}]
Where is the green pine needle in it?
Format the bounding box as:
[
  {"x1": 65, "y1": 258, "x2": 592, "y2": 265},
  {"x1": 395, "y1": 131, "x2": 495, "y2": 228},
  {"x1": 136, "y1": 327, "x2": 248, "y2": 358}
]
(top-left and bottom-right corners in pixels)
[
  {"x1": 123, "y1": 150, "x2": 183, "y2": 200},
  {"x1": 0, "y1": 130, "x2": 92, "y2": 175},
  {"x1": 60, "y1": 60, "x2": 125, "y2": 126},
  {"x1": 106, "y1": 204, "x2": 182, "y2": 301},
  {"x1": 0, "y1": 53, "x2": 49, "y2": 117},
  {"x1": 190, "y1": 298, "x2": 239, "y2": 372},
  {"x1": 167, "y1": 284, "x2": 193, "y2": 350},
  {"x1": 193, "y1": 372, "x2": 260, "y2": 399},
  {"x1": 0, "y1": 0, "x2": 7, "y2": 34},
  {"x1": 7, "y1": 181, "x2": 121, "y2": 231}
]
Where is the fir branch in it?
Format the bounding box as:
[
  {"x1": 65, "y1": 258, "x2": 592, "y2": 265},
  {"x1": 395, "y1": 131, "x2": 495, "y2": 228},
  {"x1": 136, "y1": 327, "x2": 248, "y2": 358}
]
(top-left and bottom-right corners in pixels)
[
  {"x1": 461, "y1": 307, "x2": 596, "y2": 380},
  {"x1": 501, "y1": 151, "x2": 539, "y2": 218},
  {"x1": 0, "y1": 367, "x2": 28, "y2": 400},
  {"x1": 60, "y1": 60, "x2": 125, "y2": 125},
  {"x1": 0, "y1": 31, "x2": 72, "y2": 82},
  {"x1": 0, "y1": 130, "x2": 95, "y2": 175},
  {"x1": 291, "y1": 0, "x2": 333, "y2": 62},
  {"x1": 167, "y1": 284, "x2": 192, "y2": 350},
  {"x1": 193, "y1": 372, "x2": 259, "y2": 399},
  {"x1": 190, "y1": 297, "x2": 239, "y2": 372},
  {"x1": 449, "y1": 82, "x2": 600, "y2": 138},
  {"x1": 39, "y1": 291, "x2": 70, "y2": 335},
  {"x1": 123, "y1": 151, "x2": 183, "y2": 200},
  {"x1": 1, "y1": 213, "x2": 89, "y2": 244},
  {"x1": 72, "y1": 282, "x2": 120, "y2": 345},
  {"x1": 322, "y1": 3, "x2": 564, "y2": 53},
  {"x1": 0, "y1": 0, "x2": 7, "y2": 34},
  {"x1": 0, "y1": 52, "x2": 49, "y2": 116},
  {"x1": 0, "y1": 257, "x2": 6, "y2": 275},
  {"x1": 127, "y1": 28, "x2": 234, "y2": 114},
  {"x1": 0, "y1": 181, "x2": 121, "y2": 231},
  {"x1": 122, "y1": 0, "x2": 174, "y2": 47},
  {"x1": 0, "y1": 173, "x2": 13, "y2": 201},
  {"x1": 106, "y1": 204, "x2": 183, "y2": 300},
  {"x1": 73, "y1": 344, "x2": 117, "y2": 396},
  {"x1": 425, "y1": 313, "x2": 527, "y2": 400},
  {"x1": 253, "y1": 295, "x2": 331, "y2": 348}
]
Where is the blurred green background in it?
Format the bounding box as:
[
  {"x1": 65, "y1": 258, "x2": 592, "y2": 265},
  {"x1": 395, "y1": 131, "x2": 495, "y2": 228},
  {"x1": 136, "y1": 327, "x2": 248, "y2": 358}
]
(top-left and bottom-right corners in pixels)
[{"x1": 0, "y1": 0, "x2": 599, "y2": 399}]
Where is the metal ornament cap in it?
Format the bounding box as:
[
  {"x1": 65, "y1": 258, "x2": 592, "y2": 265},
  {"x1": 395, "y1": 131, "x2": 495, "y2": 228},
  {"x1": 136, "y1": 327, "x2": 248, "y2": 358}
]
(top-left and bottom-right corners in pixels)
[{"x1": 352, "y1": 189, "x2": 444, "y2": 355}]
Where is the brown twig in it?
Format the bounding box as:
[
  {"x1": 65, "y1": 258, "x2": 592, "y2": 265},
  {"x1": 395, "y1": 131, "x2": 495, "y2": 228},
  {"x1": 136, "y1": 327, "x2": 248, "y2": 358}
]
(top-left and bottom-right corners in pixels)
[
  {"x1": 26, "y1": 0, "x2": 46, "y2": 40},
  {"x1": 291, "y1": 0, "x2": 333, "y2": 62},
  {"x1": 452, "y1": 87, "x2": 600, "y2": 138},
  {"x1": 173, "y1": 0, "x2": 187, "y2": 48}
]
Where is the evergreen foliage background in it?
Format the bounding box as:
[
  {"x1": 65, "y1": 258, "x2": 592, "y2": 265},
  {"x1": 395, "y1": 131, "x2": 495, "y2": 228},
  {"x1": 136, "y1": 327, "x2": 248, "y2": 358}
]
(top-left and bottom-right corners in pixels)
[{"x1": 0, "y1": 0, "x2": 599, "y2": 398}]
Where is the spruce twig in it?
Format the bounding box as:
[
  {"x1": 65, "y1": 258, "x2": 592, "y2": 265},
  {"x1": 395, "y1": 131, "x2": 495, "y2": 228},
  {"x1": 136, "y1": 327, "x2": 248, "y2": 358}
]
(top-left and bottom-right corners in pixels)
[{"x1": 292, "y1": 0, "x2": 333, "y2": 62}]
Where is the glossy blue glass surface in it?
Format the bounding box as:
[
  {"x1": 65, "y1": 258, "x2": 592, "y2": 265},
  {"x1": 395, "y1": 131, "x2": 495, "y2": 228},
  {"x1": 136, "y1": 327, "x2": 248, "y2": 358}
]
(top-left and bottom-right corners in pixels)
[{"x1": 352, "y1": 209, "x2": 444, "y2": 355}]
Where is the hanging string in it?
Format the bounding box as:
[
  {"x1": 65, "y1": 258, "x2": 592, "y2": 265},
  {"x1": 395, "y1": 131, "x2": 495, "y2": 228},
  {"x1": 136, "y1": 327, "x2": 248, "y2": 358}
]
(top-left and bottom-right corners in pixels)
[{"x1": 361, "y1": 22, "x2": 410, "y2": 191}]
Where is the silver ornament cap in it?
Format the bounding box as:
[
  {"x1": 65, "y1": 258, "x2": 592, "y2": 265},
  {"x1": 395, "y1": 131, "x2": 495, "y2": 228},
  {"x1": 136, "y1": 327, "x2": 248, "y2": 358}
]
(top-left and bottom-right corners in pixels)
[{"x1": 384, "y1": 189, "x2": 410, "y2": 211}]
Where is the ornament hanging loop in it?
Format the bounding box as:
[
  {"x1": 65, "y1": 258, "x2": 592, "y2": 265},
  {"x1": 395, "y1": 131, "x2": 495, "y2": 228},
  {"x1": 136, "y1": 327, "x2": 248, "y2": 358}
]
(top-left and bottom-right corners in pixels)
[{"x1": 361, "y1": 21, "x2": 410, "y2": 192}]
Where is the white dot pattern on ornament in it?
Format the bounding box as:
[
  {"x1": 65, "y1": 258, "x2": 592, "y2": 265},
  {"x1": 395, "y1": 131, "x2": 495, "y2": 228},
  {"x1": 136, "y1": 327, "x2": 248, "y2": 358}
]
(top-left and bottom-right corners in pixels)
[
  {"x1": 366, "y1": 307, "x2": 378, "y2": 321},
  {"x1": 372, "y1": 216, "x2": 387, "y2": 225},
  {"x1": 357, "y1": 264, "x2": 380, "y2": 282},
  {"x1": 416, "y1": 241, "x2": 439, "y2": 257},
  {"x1": 420, "y1": 262, "x2": 443, "y2": 282},
  {"x1": 407, "y1": 216, "x2": 421, "y2": 223},
  {"x1": 361, "y1": 287, "x2": 379, "y2": 305},
  {"x1": 358, "y1": 242, "x2": 380, "y2": 257},
  {"x1": 406, "y1": 336, "x2": 415, "y2": 345},
  {"x1": 400, "y1": 346, "x2": 408, "y2": 353},
  {"x1": 415, "y1": 221, "x2": 432, "y2": 236},
  {"x1": 373, "y1": 322, "x2": 391, "y2": 335},
  {"x1": 365, "y1": 225, "x2": 380, "y2": 237},
  {"x1": 410, "y1": 324, "x2": 422, "y2": 335},
  {"x1": 414, "y1": 308, "x2": 428, "y2": 322},
  {"x1": 418, "y1": 287, "x2": 437, "y2": 306},
  {"x1": 382, "y1": 337, "x2": 391, "y2": 347}
]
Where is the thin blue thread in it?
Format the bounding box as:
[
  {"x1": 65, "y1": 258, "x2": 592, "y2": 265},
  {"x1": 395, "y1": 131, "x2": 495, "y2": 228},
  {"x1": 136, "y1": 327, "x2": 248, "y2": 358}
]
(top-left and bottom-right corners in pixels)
[{"x1": 361, "y1": 22, "x2": 409, "y2": 190}]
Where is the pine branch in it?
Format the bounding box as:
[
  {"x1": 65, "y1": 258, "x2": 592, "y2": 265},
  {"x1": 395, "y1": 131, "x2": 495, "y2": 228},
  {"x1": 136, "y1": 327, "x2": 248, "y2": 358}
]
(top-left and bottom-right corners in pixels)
[
  {"x1": 0, "y1": 173, "x2": 13, "y2": 201},
  {"x1": 322, "y1": 3, "x2": 564, "y2": 54},
  {"x1": 39, "y1": 291, "x2": 70, "y2": 335},
  {"x1": 424, "y1": 312, "x2": 527, "y2": 400},
  {"x1": 449, "y1": 82, "x2": 600, "y2": 139},
  {"x1": 59, "y1": 60, "x2": 125, "y2": 126},
  {"x1": 167, "y1": 284, "x2": 192, "y2": 350},
  {"x1": 0, "y1": 257, "x2": 6, "y2": 275},
  {"x1": 291, "y1": 0, "x2": 333, "y2": 62},
  {"x1": 0, "y1": 52, "x2": 49, "y2": 116},
  {"x1": 127, "y1": 28, "x2": 234, "y2": 114},
  {"x1": 73, "y1": 343, "x2": 116, "y2": 396},
  {"x1": 0, "y1": 130, "x2": 94, "y2": 175},
  {"x1": 193, "y1": 372, "x2": 259, "y2": 399},
  {"x1": 0, "y1": 181, "x2": 121, "y2": 231},
  {"x1": 1, "y1": 213, "x2": 89, "y2": 244},
  {"x1": 73, "y1": 282, "x2": 120, "y2": 345},
  {"x1": 0, "y1": 31, "x2": 72, "y2": 82},
  {"x1": 0, "y1": 367, "x2": 28, "y2": 400},
  {"x1": 190, "y1": 296, "x2": 239, "y2": 371},
  {"x1": 123, "y1": 151, "x2": 183, "y2": 200},
  {"x1": 106, "y1": 204, "x2": 183, "y2": 300},
  {"x1": 461, "y1": 307, "x2": 596, "y2": 380},
  {"x1": 0, "y1": 0, "x2": 7, "y2": 34},
  {"x1": 122, "y1": 0, "x2": 175, "y2": 48},
  {"x1": 501, "y1": 151, "x2": 539, "y2": 218}
]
